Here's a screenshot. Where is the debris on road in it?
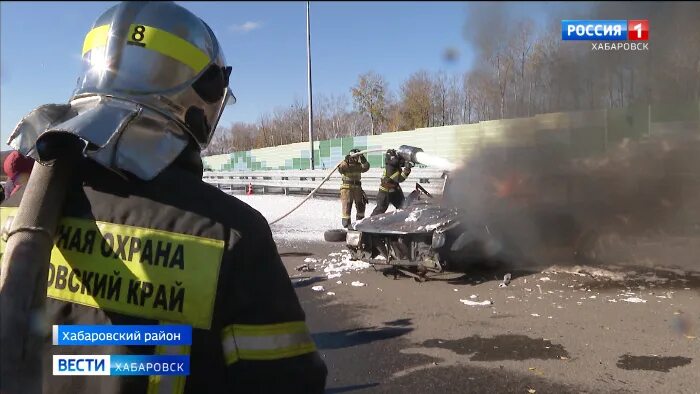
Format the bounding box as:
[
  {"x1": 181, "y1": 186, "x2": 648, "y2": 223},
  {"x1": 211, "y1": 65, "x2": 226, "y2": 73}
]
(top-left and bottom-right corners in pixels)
[
  {"x1": 656, "y1": 267, "x2": 687, "y2": 276},
  {"x1": 303, "y1": 257, "x2": 317, "y2": 263},
  {"x1": 528, "y1": 367, "x2": 544, "y2": 376},
  {"x1": 351, "y1": 281, "x2": 367, "y2": 287},
  {"x1": 539, "y1": 277, "x2": 551, "y2": 282},
  {"x1": 326, "y1": 292, "x2": 335, "y2": 296},
  {"x1": 470, "y1": 295, "x2": 478, "y2": 299},
  {"x1": 312, "y1": 285, "x2": 325, "y2": 292},
  {"x1": 460, "y1": 299, "x2": 493, "y2": 306},
  {"x1": 499, "y1": 273, "x2": 512, "y2": 288},
  {"x1": 622, "y1": 297, "x2": 647, "y2": 303},
  {"x1": 295, "y1": 263, "x2": 315, "y2": 272},
  {"x1": 327, "y1": 273, "x2": 342, "y2": 279},
  {"x1": 544, "y1": 265, "x2": 626, "y2": 281},
  {"x1": 531, "y1": 314, "x2": 540, "y2": 317}
]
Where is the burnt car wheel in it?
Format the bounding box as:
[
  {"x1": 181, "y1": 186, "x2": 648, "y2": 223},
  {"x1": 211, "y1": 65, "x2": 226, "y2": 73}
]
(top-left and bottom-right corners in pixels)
[{"x1": 324, "y1": 229, "x2": 347, "y2": 242}]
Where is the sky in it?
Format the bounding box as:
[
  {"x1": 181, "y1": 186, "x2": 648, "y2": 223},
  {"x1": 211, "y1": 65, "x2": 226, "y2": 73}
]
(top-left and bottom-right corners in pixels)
[{"x1": 0, "y1": 1, "x2": 591, "y2": 150}]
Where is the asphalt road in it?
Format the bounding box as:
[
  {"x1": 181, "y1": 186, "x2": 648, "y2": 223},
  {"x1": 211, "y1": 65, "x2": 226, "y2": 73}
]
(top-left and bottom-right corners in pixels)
[{"x1": 279, "y1": 241, "x2": 700, "y2": 394}]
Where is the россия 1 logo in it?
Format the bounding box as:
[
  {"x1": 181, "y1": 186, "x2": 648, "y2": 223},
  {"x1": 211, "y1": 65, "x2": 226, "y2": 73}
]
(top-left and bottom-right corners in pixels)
[
  {"x1": 561, "y1": 20, "x2": 648, "y2": 41},
  {"x1": 561, "y1": 20, "x2": 649, "y2": 51}
]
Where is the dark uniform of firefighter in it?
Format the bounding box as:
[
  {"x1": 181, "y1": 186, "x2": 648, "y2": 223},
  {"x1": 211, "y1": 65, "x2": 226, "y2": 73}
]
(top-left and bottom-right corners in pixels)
[
  {"x1": 338, "y1": 149, "x2": 370, "y2": 228},
  {"x1": 0, "y1": 2, "x2": 326, "y2": 393},
  {"x1": 371, "y1": 149, "x2": 412, "y2": 216}
]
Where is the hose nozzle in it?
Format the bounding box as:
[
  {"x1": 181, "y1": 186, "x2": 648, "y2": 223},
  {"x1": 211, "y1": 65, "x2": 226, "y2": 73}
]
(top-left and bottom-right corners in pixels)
[{"x1": 397, "y1": 145, "x2": 424, "y2": 164}]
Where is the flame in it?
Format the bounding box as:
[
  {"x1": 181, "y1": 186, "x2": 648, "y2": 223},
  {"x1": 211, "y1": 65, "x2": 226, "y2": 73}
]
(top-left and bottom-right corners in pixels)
[{"x1": 492, "y1": 173, "x2": 525, "y2": 198}]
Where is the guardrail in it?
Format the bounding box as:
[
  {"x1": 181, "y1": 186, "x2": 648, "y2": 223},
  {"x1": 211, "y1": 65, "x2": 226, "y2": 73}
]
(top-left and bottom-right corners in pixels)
[{"x1": 202, "y1": 168, "x2": 448, "y2": 197}]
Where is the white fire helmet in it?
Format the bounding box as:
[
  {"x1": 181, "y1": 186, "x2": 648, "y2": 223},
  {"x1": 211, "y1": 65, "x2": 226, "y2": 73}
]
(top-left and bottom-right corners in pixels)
[{"x1": 8, "y1": 1, "x2": 235, "y2": 180}]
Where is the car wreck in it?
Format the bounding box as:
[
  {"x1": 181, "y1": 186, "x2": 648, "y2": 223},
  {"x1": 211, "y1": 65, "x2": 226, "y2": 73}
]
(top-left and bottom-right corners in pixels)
[{"x1": 345, "y1": 179, "x2": 512, "y2": 281}]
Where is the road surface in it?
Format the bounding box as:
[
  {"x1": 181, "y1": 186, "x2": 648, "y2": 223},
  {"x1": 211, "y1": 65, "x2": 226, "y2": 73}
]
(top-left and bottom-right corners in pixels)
[
  {"x1": 278, "y1": 241, "x2": 699, "y2": 393},
  {"x1": 236, "y1": 192, "x2": 698, "y2": 393}
]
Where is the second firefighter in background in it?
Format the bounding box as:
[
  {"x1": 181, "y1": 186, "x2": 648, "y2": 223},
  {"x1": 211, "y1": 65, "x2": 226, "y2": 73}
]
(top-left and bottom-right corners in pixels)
[
  {"x1": 338, "y1": 149, "x2": 370, "y2": 228},
  {"x1": 371, "y1": 149, "x2": 412, "y2": 216}
]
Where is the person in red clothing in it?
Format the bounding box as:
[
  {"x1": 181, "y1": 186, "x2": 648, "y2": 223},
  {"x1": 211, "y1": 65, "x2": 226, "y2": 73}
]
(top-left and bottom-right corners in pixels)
[{"x1": 3, "y1": 150, "x2": 34, "y2": 197}]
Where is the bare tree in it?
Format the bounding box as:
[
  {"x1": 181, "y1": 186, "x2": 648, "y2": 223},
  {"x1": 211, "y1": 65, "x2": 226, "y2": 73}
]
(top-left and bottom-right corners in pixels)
[
  {"x1": 289, "y1": 97, "x2": 308, "y2": 142},
  {"x1": 462, "y1": 72, "x2": 476, "y2": 123},
  {"x1": 512, "y1": 19, "x2": 535, "y2": 116},
  {"x1": 351, "y1": 71, "x2": 388, "y2": 135},
  {"x1": 400, "y1": 70, "x2": 433, "y2": 129},
  {"x1": 446, "y1": 73, "x2": 463, "y2": 125},
  {"x1": 430, "y1": 72, "x2": 448, "y2": 126}
]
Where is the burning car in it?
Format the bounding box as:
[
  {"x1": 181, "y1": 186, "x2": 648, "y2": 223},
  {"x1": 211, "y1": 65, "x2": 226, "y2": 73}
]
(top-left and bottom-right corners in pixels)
[
  {"x1": 343, "y1": 134, "x2": 700, "y2": 281},
  {"x1": 344, "y1": 178, "x2": 518, "y2": 281},
  {"x1": 342, "y1": 144, "x2": 587, "y2": 281}
]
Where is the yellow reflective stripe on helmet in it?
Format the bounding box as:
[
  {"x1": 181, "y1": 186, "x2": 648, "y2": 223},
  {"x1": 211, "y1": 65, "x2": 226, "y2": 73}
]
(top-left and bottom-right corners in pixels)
[
  {"x1": 147, "y1": 342, "x2": 190, "y2": 394},
  {"x1": 221, "y1": 321, "x2": 316, "y2": 365},
  {"x1": 82, "y1": 25, "x2": 109, "y2": 56},
  {"x1": 82, "y1": 24, "x2": 211, "y2": 73},
  {"x1": 126, "y1": 24, "x2": 211, "y2": 73}
]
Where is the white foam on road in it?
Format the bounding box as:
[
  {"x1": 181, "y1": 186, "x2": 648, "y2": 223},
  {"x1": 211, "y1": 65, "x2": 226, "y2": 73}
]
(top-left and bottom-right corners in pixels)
[
  {"x1": 460, "y1": 299, "x2": 492, "y2": 306},
  {"x1": 324, "y1": 255, "x2": 371, "y2": 277}
]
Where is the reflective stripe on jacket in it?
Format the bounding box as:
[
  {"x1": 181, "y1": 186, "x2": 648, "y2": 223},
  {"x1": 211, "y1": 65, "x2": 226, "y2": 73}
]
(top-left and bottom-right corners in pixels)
[
  {"x1": 0, "y1": 154, "x2": 327, "y2": 394},
  {"x1": 338, "y1": 158, "x2": 369, "y2": 190}
]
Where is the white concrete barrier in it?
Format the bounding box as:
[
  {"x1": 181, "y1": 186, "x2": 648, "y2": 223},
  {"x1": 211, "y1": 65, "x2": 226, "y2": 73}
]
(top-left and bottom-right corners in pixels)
[{"x1": 203, "y1": 168, "x2": 448, "y2": 197}]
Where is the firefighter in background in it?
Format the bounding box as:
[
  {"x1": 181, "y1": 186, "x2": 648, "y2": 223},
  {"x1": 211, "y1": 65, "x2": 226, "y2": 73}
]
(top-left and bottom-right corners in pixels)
[
  {"x1": 0, "y1": 2, "x2": 326, "y2": 393},
  {"x1": 3, "y1": 150, "x2": 35, "y2": 198},
  {"x1": 338, "y1": 148, "x2": 370, "y2": 228},
  {"x1": 371, "y1": 149, "x2": 412, "y2": 216}
]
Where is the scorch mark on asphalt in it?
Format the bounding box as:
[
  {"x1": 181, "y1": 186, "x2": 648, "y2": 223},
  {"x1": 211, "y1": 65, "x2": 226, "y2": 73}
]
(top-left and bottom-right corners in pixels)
[
  {"x1": 421, "y1": 334, "x2": 569, "y2": 361},
  {"x1": 616, "y1": 354, "x2": 692, "y2": 372}
]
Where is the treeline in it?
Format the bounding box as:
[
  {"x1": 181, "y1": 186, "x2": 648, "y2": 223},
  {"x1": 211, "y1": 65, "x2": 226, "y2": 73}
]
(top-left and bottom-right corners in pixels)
[{"x1": 204, "y1": 2, "x2": 700, "y2": 156}]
